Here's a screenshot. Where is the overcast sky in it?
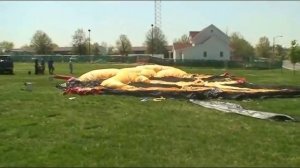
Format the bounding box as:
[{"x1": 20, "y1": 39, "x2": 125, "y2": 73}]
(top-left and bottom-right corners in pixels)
[{"x1": 1, "y1": 1, "x2": 299, "y2": 48}]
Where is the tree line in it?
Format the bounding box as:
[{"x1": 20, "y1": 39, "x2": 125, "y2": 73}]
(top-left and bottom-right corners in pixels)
[{"x1": 0, "y1": 27, "x2": 169, "y2": 57}]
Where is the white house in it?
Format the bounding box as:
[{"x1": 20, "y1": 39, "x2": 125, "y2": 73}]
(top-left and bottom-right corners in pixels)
[{"x1": 173, "y1": 24, "x2": 230, "y2": 61}]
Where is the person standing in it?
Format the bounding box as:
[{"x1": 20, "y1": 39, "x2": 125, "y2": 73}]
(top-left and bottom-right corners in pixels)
[
  {"x1": 51, "y1": 59, "x2": 55, "y2": 74},
  {"x1": 41, "y1": 58, "x2": 45, "y2": 74},
  {"x1": 48, "y1": 59, "x2": 54, "y2": 75},
  {"x1": 69, "y1": 59, "x2": 73, "y2": 74},
  {"x1": 47, "y1": 59, "x2": 51, "y2": 74},
  {"x1": 34, "y1": 59, "x2": 39, "y2": 75}
]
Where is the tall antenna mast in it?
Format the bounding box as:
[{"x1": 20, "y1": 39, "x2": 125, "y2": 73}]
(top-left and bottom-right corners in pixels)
[{"x1": 154, "y1": 0, "x2": 161, "y2": 31}]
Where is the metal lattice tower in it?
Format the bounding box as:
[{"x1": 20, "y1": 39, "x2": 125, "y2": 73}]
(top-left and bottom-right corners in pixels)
[{"x1": 154, "y1": 0, "x2": 161, "y2": 31}]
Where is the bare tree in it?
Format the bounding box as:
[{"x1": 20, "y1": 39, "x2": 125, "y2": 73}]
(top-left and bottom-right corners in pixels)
[
  {"x1": 100, "y1": 42, "x2": 108, "y2": 55},
  {"x1": 107, "y1": 45, "x2": 119, "y2": 55},
  {"x1": 30, "y1": 30, "x2": 54, "y2": 54},
  {"x1": 92, "y1": 42, "x2": 100, "y2": 55},
  {"x1": 230, "y1": 32, "x2": 254, "y2": 62},
  {"x1": 72, "y1": 29, "x2": 88, "y2": 55},
  {"x1": 275, "y1": 44, "x2": 285, "y2": 59},
  {"x1": 145, "y1": 27, "x2": 168, "y2": 56},
  {"x1": 255, "y1": 36, "x2": 271, "y2": 58},
  {"x1": 116, "y1": 34, "x2": 132, "y2": 56},
  {"x1": 0, "y1": 41, "x2": 14, "y2": 54},
  {"x1": 174, "y1": 34, "x2": 190, "y2": 44}
]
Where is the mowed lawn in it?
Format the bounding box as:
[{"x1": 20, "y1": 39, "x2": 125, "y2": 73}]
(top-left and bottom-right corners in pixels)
[{"x1": 0, "y1": 62, "x2": 300, "y2": 167}]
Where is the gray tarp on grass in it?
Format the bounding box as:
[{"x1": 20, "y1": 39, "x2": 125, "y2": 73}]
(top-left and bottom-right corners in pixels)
[{"x1": 189, "y1": 99, "x2": 295, "y2": 122}]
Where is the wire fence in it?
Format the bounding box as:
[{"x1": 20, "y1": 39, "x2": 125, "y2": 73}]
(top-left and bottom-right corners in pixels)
[{"x1": 9, "y1": 54, "x2": 283, "y2": 69}]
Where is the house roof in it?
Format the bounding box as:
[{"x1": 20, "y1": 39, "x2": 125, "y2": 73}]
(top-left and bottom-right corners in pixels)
[
  {"x1": 173, "y1": 42, "x2": 192, "y2": 50},
  {"x1": 54, "y1": 47, "x2": 72, "y2": 52},
  {"x1": 10, "y1": 49, "x2": 23, "y2": 52},
  {"x1": 209, "y1": 24, "x2": 229, "y2": 39},
  {"x1": 191, "y1": 24, "x2": 229, "y2": 44},
  {"x1": 132, "y1": 46, "x2": 147, "y2": 51},
  {"x1": 131, "y1": 46, "x2": 173, "y2": 52},
  {"x1": 11, "y1": 48, "x2": 34, "y2": 53},
  {"x1": 189, "y1": 31, "x2": 201, "y2": 39}
]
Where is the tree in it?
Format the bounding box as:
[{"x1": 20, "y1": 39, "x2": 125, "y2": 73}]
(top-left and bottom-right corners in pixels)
[
  {"x1": 230, "y1": 32, "x2": 254, "y2": 62},
  {"x1": 30, "y1": 30, "x2": 54, "y2": 54},
  {"x1": 72, "y1": 29, "x2": 88, "y2": 55},
  {"x1": 99, "y1": 42, "x2": 108, "y2": 55},
  {"x1": 145, "y1": 27, "x2": 168, "y2": 56},
  {"x1": 18, "y1": 44, "x2": 34, "y2": 55},
  {"x1": 116, "y1": 34, "x2": 132, "y2": 56},
  {"x1": 174, "y1": 34, "x2": 190, "y2": 44},
  {"x1": 92, "y1": 42, "x2": 100, "y2": 55},
  {"x1": 275, "y1": 44, "x2": 285, "y2": 60},
  {"x1": 106, "y1": 45, "x2": 119, "y2": 55},
  {"x1": 288, "y1": 40, "x2": 300, "y2": 75},
  {"x1": 107, "y1": 45, "x2": 114, "y2": 55},
  {"x1": 255, "y1": 36, "x2": 271, "y2": 58},
  {"x1": 0, "y1": 41, "x2": 14, "y2": 54},
  {"x1": 52, "y1": 43, "x2": 59, "y2": 50}
]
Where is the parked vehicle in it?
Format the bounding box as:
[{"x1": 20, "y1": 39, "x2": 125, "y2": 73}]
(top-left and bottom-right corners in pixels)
[{"x1": 0, "y1": 55, "x2": 14, "y2": 74}]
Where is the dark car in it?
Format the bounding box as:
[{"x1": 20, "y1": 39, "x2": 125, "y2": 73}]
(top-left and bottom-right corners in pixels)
[{"x1": 0, "y1": 55, "x2": 14, "y2": 74}]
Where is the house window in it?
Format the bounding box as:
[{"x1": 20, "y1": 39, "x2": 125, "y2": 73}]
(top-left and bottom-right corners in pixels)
[
  {"x1": 220, "y1": 51, "x2": 223, "y2": 57},
  {"x1": 211, "y1": 29, "x2": 213, "y2": 33},
  {"x1": 203, "y1": 51, "x2": 207, "y2": 57}
]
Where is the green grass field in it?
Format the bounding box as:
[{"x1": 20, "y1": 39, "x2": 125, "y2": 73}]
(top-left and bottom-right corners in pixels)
[{"x1": 0, "y1": 62, "x2": 300, "y2": 167}]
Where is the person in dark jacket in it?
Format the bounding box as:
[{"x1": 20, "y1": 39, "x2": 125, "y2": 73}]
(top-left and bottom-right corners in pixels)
[
  {"x1": 48, "y1": 59, "x2": 54, "y2": 75},
  {"x1": 34, "y1": 59, "x2": 39, "y2": 75},
  {"x1": 41, "y1": 59, "x2": 45, "y2": 74}
]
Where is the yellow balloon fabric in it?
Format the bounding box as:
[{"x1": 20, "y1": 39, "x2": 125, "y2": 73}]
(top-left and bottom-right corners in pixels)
[
  {"x1": 140, "y1": 69, "x2": 156, "y2": 78},
  {"x1": 136, "y1": 65, "x2": 168, "y2": 72},
  {"x1": 78, "y1": 69, "x2": 120, "y2": 82},
  {"x1": 155, "y1": 68, "x2": 188, "y2": 78},
  {"x1": 101, "y1": 71, "x2": 139, "y2": 89},
  {"x1": 135, "y1": 75, "x2": 150, "y2": 83},
  {"x1": 101, "y1": 78, "x2": 127, "y2": 88},
  {"x1": 77, "y1": 65, "x2": 189, "y2": 89}
]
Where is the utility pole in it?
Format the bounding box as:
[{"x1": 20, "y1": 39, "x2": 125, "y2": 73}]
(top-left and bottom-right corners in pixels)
[
  {"x1": 151, "y1": 24, "x2": 154, "y2": 57},
  {"x1": 88, "y1": 29, "x2": 91, "y2": 62}
]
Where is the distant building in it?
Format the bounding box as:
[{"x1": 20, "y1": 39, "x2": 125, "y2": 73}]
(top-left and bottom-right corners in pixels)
[
  {"x1": 131, "y1": 45, "x2": 173, "y2": 59},
  {"x1": 10, "y1": 48, "x2": 35, "y2": 55},
  {"x1": 53, "y1": 46, "x2": 108, "y2": 56},
  {"x1": 131, "y1": 46, "x2": 147, "y2": 54},
  {"x1": 10, "y1": 47, "x2": 74, "y2": 55},
  {"x1": 53, "y1": 47, "x2": 73, "y2": 55},
  {"x1": 172, "y1": 24, "x2": 230, "y2": 61}
]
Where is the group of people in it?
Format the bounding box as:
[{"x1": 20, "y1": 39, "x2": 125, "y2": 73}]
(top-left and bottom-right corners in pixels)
[
  {"x1": 34, "y1": 59, "x2": 54, "y2": 75},
  {"x1": 34, "y1": 58, "x2": 74, "y2": 75}
]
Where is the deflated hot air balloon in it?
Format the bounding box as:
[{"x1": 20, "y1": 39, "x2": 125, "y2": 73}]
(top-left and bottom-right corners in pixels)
[{"x1": 55, "y1": 64, "x2": 300, "y2": 99}]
